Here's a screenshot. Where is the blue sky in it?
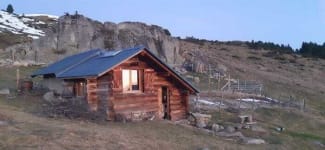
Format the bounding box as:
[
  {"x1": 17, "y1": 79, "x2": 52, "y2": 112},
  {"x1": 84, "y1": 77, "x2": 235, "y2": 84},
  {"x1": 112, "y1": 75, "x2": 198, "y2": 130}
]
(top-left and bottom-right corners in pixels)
[{"x1": 1, "y1": 0, "x2": 325, "y2": 49}]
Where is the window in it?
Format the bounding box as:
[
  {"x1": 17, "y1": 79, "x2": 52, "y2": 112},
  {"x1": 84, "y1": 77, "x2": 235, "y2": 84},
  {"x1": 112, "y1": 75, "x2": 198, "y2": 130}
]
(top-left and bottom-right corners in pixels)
[
  {"x1": 122, "y1": 69, "x2": 141, "y2": 92},
  {"x1": 75, "y1": 81, "x2": 86, "y2": 97}
]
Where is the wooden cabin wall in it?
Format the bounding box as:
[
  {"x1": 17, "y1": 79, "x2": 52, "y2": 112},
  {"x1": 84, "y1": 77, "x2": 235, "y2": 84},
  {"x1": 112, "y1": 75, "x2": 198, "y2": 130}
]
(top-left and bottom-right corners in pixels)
[
  {"x1": 97, "y1": 72, "x2": 114, "y2": 119},
  {"x1": 107, "y1": 55, "x2": 189, "y2": 121},
  {"x1": 86, "y1": 78, "x2": 98, "y2": 111},
  {"x1": 153, "y1": 74, "x2": 189, "y2": 121}
]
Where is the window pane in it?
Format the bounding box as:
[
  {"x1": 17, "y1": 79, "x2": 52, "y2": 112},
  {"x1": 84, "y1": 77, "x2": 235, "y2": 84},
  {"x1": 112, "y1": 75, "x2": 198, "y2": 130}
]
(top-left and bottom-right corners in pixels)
[
  {"x1": 131, "y1": 70, "x2": 138, "y2": 85},
  {"x1": 122, "y1": 70, "x2": 130, "y2": 91},
  {"x1": 131, "y1": 70, "x2": 139, "y2": 90}
]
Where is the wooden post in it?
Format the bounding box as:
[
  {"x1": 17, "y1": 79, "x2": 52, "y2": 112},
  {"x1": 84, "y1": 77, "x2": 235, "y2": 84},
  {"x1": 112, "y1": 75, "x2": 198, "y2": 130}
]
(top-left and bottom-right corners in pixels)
[
  {"x1": 237, "y1": 79, "x2": 239, "y2": 92},
  {"x1": 12, "y1": 50, "x2": 15, "y2": 62},
  {"x1": 16, "y1": 68, "x2": 20, "y2": 90},
  {"x1": 228, "y1": 74, "x2": 231, "y2": 91},
  {"x1": 208, "y1": 64, "x2": 211, "y2": 96},
  {"x1": 217, "y1": 73, "x2": 220, "y2": 90},
  {"x1": 195, "y1": 93, "x2": 200, "y2": 112},
  {"x1": 302, "y1": 98, "x2": 305, "y2": 112}
]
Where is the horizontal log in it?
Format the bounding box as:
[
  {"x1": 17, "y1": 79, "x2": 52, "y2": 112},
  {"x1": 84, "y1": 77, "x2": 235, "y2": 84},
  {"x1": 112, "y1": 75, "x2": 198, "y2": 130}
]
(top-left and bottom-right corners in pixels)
[
  {"x1": 169, "y1": 100, "x2": 182, "y2": 105},
  {"x1": 114, "y1": 104, "x2": 158, "y2": 113},
  {"x1": 113, "y1": 98, "x2": 157, "y2": 106},
  {"x1": 112, "y1": 88, "x2": 123, "y2": 92},
  {"x1": 170, "y1": 109, "x2": 185, "y2": 115},
  {"x1": 170, "y1": 104, "x2": 185, "y2": 110},
  {"x1": 87, "y1": 85, "x2": 97, "y2": 89},
  {"x1": 114, "y1": 102, "x2": 157, "y2": 110},
  {"x1": 114, "y1": 93, "x2": 156, "y2": 98}
]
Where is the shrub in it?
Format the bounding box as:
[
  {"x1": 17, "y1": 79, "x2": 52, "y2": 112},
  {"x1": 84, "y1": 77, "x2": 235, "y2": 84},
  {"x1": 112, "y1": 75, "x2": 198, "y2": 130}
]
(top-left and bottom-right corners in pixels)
[{"x1": 6, "y1": 4, "x2": 14, "y2": 14}]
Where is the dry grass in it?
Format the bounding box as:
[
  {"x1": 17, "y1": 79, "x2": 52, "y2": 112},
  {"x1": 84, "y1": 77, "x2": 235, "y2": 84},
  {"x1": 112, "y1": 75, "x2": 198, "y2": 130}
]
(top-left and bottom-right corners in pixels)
[
  {"x1": 0, "y1": 96, "x2": 258, "y2": 150},
  {"x1": 181, "y1": 41, "x2": 325, "y2": 115}
]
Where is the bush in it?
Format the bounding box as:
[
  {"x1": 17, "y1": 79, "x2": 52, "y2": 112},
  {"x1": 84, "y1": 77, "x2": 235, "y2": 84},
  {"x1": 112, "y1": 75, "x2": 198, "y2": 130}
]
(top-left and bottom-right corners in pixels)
[{"x1": 6, "y1": 4, "x2": 14, "y2": 14}]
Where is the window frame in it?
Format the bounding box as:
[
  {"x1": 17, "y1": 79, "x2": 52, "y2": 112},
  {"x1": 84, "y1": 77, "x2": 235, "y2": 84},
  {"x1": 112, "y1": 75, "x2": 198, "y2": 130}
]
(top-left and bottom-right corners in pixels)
[
  {"x1": 122, "y1": 69, "x2": 143, "y2": 93},
  {"x1": 74, "y1": 81, "x2": 86, "y2": 97}
]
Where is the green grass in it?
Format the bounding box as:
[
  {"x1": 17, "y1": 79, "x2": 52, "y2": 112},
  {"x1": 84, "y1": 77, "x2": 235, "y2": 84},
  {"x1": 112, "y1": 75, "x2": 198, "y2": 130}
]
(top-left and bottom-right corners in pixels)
[{"x1": 286, "y1": 131, "x2": 325, "y2": 144}]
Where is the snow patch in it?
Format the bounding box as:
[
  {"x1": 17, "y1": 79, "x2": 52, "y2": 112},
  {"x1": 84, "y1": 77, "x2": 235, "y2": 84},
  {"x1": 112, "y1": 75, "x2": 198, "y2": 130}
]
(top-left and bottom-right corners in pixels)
[
  {"x1": 21, "y1": 17, "x2": 33, "y2": 22},
  {"x1": 198, "y1": 99, "x2": 225, "y2": 106},
  {"x1": 238, "y1": 98, "x2": 261, "y2": 103},
  {"x1": 24, "y1": 14, "x2": 59, "y2": 19},
  {"x1": 0, "y1": 11, "x2": 45, "y2": 39}
]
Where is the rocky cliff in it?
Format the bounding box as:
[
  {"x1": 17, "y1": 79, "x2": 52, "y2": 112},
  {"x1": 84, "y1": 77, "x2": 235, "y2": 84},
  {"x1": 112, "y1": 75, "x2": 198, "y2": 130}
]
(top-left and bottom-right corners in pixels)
[{"x1": 3, "y1": 13, "x2": 185, "y2": 67}]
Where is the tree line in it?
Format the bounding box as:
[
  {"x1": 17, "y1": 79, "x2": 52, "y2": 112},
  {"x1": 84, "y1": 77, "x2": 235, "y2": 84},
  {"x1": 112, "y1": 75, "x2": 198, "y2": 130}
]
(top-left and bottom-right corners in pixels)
[
  {"x1": 246, "y1": 40, "x2": 294, "y2": 54},
  {"x1": 183, "y1": 36, "x2": 325, "y2": 59},
  {"x1": 247, "y1": 40, "x2": 325, "y2": 59},
  {"x1": 297, "y1": 42, "x2": 325, "y2": 59}
]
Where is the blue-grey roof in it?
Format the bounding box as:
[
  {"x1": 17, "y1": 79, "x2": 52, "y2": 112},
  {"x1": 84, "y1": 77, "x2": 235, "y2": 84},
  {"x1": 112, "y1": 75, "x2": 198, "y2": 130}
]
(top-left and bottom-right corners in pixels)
[
  {"x1": 31, "y1": 46, "x2": 199, "y2": 93},
  {"x1": 31, "y1": 49, "x2": 102, "y2": 77}
]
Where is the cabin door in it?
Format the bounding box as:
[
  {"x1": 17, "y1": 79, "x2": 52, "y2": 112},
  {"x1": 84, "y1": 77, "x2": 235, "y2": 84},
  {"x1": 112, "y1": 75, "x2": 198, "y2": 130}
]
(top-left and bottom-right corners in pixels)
[{"x1": 161, "y1": 86, "x2": 170, "y2": 120}]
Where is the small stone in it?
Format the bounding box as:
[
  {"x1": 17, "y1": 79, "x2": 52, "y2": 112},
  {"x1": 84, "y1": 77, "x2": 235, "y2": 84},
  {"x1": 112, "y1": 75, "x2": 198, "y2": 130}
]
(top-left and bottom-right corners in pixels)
[
  {"x1": 0, "y1": 88, "x2": 10, "y2": 95},
  {"x1": 212, "y1": 123, "x2": 223, "y2": 132},
  {"x1": 251, "y1": 125, "x2": 267, "y2": 133},
  {"x1": 225, "y1": 125, "x2": 235, "y2": 133},
  {"x1": 243, "y1": 138, "x2": 266, "y2": 144},
  {"x1": 0, "y1": 120, "x2": 8, "y2": 126},
  {"x1": 215, "y1": 131, "x2": 244, "y2": 138},
  {"x1": 194, "y1": 77, "x2": 200, "y2": 84}
]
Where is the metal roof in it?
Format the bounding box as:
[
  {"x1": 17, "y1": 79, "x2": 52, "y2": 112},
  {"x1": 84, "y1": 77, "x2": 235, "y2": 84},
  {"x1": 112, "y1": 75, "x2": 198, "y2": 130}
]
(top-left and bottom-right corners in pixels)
[
  {"x1": 31, "y1": 49, "x2": 102, "y2": 77},
  {"x1": 31, "y1": 46, "x2": 199, "y2": 93}
]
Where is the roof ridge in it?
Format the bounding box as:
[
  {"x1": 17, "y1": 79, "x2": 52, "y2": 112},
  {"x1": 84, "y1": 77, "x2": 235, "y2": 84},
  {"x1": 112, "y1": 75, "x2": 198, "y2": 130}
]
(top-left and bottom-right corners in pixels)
[{"x1": 56, "y1": 50, "x2": 102, "y2": 76}]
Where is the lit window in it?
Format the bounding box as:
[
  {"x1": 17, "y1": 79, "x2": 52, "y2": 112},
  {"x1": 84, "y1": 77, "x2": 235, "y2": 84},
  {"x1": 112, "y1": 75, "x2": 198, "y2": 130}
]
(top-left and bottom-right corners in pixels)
[
  {"x1": 75, "y1": 81, "x2": 85, "y2": 97},
  {"x1": 122, "y1": 69, "x2": 140, "y2": 92}
]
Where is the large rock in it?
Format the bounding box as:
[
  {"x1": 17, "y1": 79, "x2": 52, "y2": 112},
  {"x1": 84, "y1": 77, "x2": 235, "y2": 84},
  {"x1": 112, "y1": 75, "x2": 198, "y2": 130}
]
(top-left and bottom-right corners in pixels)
[
  {"x1": 0, "y1": 120, "x2": 8, "y2": 126},
  {"x1": 190, "y1": 113, "x2": 211, "y2": 128},
  {"x1": 225, "y1": 125, "x2": 236, "y2": 133},
  {"x1": 215, "y1": 131, "x2": 244, "y2": 138},
  {"x1": 43, "y1": 91, "x2": 56, "y2": 102},
  {"x1": 212, "y1": 123, "x2": 224, "y2": 132},
  {"x1": 251, "y1": 125, "x2": 267, "y2": 133},
  {"x1": 242, "y1": 137, "x2": 266, "y2": 144},
  {"x1": 4, "y1": 14, "x2": 184, "y2": 66}
]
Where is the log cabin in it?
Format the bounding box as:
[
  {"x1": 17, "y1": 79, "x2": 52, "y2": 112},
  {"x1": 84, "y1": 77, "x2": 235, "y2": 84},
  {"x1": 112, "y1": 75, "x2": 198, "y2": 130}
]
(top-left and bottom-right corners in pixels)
[{"x1": 32, "y1": 46, "x2": 199, "y2": 121}]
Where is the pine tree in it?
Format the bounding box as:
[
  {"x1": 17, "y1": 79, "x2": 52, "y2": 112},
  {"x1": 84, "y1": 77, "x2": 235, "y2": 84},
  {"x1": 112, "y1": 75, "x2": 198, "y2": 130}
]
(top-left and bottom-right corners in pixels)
[{"x1": 6, "y1": 4, "x2": 14, "y2": 14}]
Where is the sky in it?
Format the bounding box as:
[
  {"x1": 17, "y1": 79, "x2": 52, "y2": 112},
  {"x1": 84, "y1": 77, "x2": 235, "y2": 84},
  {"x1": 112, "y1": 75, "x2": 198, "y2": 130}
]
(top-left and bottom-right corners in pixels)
[{"x1": 1, "y1": 0, "x2": 325, "y2": 49}]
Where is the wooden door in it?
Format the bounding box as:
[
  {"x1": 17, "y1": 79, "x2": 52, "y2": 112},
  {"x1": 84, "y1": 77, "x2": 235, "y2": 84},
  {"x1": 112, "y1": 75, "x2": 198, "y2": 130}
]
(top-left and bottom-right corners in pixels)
[{"x1": 161, "y1": 86, "x2": 170, "y2": 120}]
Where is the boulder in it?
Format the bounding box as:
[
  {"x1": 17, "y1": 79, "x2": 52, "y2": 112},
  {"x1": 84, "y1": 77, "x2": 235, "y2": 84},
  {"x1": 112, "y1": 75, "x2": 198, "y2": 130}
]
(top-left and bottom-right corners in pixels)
[
  {"x1": 212, "y1": 123, "x2": 224, "y2": 132},
  {"x1": 251, "y1": 125, "x2": 267, "y2": 133},
  {"x1": 43, "y1": 91, "x2": 56, "y2": 102},
  {"x1": 242, "y1": 137, "x2": 266, "y2": 144},
  {"x1": 190, "y1": 113, "x2": 211, "y2": 128},
  {"x1": 0, "y1": 88, "x2": 10, "y2": 95},
  {"x1": 225, "y1": 125, "x2": 235, "y2": 133},
  {"x1": 0, "y1": 120, "x2": 8, "y2": 126},
  {"x1": 194, "y1": 77, "x2": 200, "y2": 84},
  {"x1": 215, "y1": 131, "x2": 244, "y2": 138}
]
